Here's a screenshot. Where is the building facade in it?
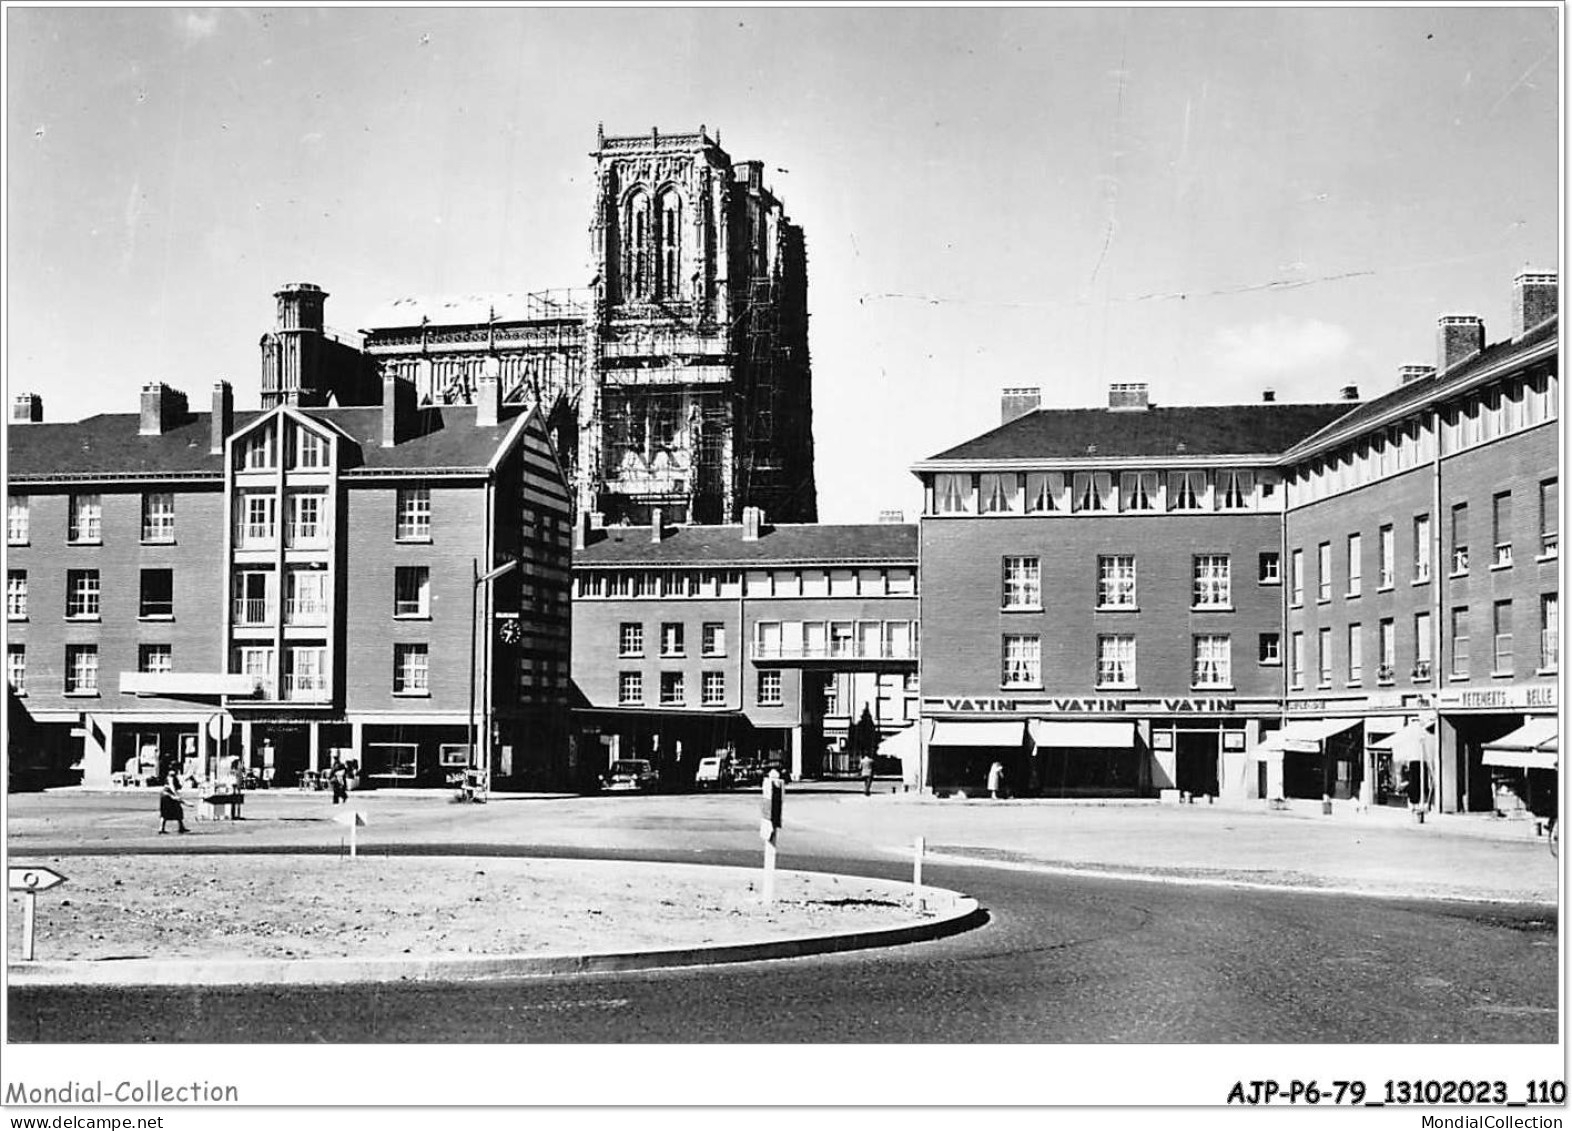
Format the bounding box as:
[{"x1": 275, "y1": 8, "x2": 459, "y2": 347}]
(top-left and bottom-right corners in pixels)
[
  {"x1": 7, "y1": 374, "x2": 572, "y2": 790},
  {"x1": 914, "y1": 385, "x2": 1349, "y2": 799},
  {"x1": 570, "y1": 511, "x2": 917, "y2": 786},
  {"x1": 1279, "y1": 272, "x2": 1559, "y2": 817},
  {"x1": 254, "y1": 125, "x2": 816, "y2": 529}
]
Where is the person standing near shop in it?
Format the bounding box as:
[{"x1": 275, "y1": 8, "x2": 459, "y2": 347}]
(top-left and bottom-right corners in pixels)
[
  {"x1": 860, "y1": 753, "x2": 876, "y2": 796},
  {"x1": 328, "y1": 757, "x2": 348, "y2": 805},
  {"x1": 987, "y1": 759, "x2": 1006, "y2": 800},
  {"x1": 158, "y1": 773, "x2": 190, "y2": 834}
]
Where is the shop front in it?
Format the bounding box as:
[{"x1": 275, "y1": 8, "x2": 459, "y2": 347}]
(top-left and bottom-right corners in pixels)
[
  {"x1": 1365, "y1": 718, "x2": 1436, "y2": 809},
  {"x1": 921, "y1": 696, "x2": 1277, "y2": 800},
  {"x1": 1436, "y1": 684, "x2": 1558, "y2": 815},
  {"x1": 1256, "y1": 718, "x2": 1363, "y2": 801}
]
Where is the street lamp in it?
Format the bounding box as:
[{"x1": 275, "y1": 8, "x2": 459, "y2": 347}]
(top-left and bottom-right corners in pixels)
[{"x1": 469, "y1": 557, "x2": 520, "y2": 791}]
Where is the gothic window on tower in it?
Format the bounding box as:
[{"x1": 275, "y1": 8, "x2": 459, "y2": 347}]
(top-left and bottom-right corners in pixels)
[
  {"x1": 657, "y1": 189, "x2": 682, "y2": 300},
  {"x1": 625, "y1": 190, "x2": 653, "y2": 300}
]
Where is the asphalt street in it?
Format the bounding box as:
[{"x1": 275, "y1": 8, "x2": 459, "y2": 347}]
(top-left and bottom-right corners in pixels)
[{"x1": 7, "y1": 838, "x2": 1558, "y2": 1044}]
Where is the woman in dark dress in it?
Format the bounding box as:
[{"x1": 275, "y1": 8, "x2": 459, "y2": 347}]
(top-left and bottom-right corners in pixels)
[{"x1": 159, "y1": 773, "x2": 190, "y2": 834}]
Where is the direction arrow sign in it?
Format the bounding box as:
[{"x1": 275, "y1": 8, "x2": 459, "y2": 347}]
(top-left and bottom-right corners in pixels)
[
  {"x1": 333, "y1": 811, "x2": 367, "y2": 827},
  {"x1": 8, "y1": 866, "x2": 67, "y2": 893}
]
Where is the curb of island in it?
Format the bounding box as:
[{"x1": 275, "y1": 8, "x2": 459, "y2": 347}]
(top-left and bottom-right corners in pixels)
[
  {"x1": 909, "y1": 848, "x2": 1559, "y2": 908},
  {"x1": 7, "y1": 885, "x2": 984, "y2": 988}
]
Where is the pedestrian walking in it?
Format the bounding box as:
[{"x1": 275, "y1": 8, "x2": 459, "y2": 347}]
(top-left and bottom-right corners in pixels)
[
  {"x1": 158, "y1": 773, "x2": 190, "y2": 834},
  {"x1": 860, "y1": 753, "x2": 876, "y2": 796},
  {"x1": 987, "y1": 760, "x2": 1006, "y2": 800},
  {"x1": 328, "y1": 758, "x2": 348, "y2": 805}
]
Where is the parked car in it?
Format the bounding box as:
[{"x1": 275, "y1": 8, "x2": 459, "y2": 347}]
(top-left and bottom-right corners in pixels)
[
  {"x1": 602, "y1": 759, "x2": 659, "y2": 792},
  {"x1": 694, "y1": 756, "x2": 733, "y2": 789}
]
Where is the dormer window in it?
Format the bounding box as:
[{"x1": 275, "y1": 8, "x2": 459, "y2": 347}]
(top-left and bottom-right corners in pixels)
[
  {"x1": 293, "y1": 427, "x2": 329, "y2": 470},
  {"x1": 237, "y1": 426, "x2": 276, "y2": 471}
]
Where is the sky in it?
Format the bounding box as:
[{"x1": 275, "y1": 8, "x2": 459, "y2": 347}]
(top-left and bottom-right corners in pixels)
[{"x1": 5, "y1": 6, "x2": 1561, "y2": 524}]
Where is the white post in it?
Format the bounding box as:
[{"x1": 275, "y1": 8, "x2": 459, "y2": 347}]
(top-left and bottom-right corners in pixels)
[
  {"x1": 762, "y1": 834, "x2": 777, "y2": 904},
  {"x1": 23, "y1": 889, "x2": 37, "y2": 961},
  {"x1": 349, "y1": 820, "x2": 358, "y2": 860},
  {"x1": 913, "y1": 834, "x2": 926, "y2": 911}
]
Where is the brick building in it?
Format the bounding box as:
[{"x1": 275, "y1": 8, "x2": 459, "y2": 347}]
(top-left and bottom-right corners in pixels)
[
  {"x1": 913, "y1": 385, "x2": 1348, "y2": 799},
  {"x1": 254, "y1": 125, "x2": 816, "y2": 529},
  {"x1": 570, "y1": 511, "x2": 917, "y2": 785},
  {"x1": 1279, "y1": 272, "x2": 1559, "y2": 817},
  {"x1": 6, "y1": 373, "x2": 572, "y2": 790}
]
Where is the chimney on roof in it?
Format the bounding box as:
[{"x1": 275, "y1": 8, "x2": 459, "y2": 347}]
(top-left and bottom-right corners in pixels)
[
  {"x1": 650, "y1": 506, "x2": 664, "y2": 544},
  {"x1": 1399, "y1": 364, "x2": 1436, "y2": 387},
  {"x1": 1512, "y1": 270, "x2": 1557, "y2": 339},
  {"x1": 1437, "y1": 314, "x2": 1485, "y2": 374},
  {"x1": 11, "y1": 393, "x2": 41, "y2": 424},
  {"x1": 140, "y1": 382, "x2": 188, "y2": 436},
  {"x1": 878, "y1": 509, "x2": 905, "y2": 524},
  {"x1": 211, "y1": 381, "x2": 234, "y2": 454},
  {"x1": 382, "y1": 373, "x2": 414, "y2": 447},
  {"x1": 741, "y1": 505, "x2": 764, "y2": 542},
  {"x1": 1339, "y1": 384, "x2": 1361, "y2": 402},
  {"x1": 1108, "y1": 383, "x2": 1150, "y2": 411},
  {"x1": 1000, "y1": 387, "x2": 1041, "y2": 425},
  {"x1": 476, "y1": 358, "x2": 501, "y2": 428},
  {"x1": 1261, "y1": 388, "x2": 1277, "y2": 403}
]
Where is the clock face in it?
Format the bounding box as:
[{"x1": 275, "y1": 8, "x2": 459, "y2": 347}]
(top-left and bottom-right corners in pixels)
[{"x1": 499, "y1": 620, "x2": 520, "y2": 645}]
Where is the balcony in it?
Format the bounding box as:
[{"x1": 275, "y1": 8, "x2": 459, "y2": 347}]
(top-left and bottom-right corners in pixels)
[
  {"x1": 235, "y1": 524, "x2": 276, "y2": 549},
  {"x1": 283, "y1": 674, "x2": 330, "y2": 703},
  {"x1": 284, "y1": 598, "x2": 327, "y2": 626},
  {"x1": 233, "y1": 598, "x2": 273, "y2": 626},
  {"x1": 285, "y1": 524, "x2": 328, "y2": 550},
  {"x1": 751, "y1": 641, "x2": 919, "y2": 667}
]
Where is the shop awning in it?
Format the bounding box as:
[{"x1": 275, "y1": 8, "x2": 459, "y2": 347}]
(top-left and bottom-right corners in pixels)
[
  {"x1": 1256, "y1": 718, "x2": 1361, "y2": 755},
  {"x1": 1482, "y1": 719, "x2": 1559, "y2": 771},
  {"x1": 876, "y1": 725, "x2": 921, "y2": 759},
  {"x1": 929, "y1": 721, "x2": 1026, "y2": 748},
  {"x1": 1028, "y1": 720, "x2": 1135, "y2": 750},
  {"x1": 1368, "y1": 720, "x2": 1436, "y2": 763}
]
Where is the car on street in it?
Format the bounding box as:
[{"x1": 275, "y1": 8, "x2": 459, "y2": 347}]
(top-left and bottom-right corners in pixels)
[
  {"x1": 694, "y1": 756, "x2": 733, "y2": 789},
  {"x1": 602, "y1": 759, "x2": 659, "y2": 792}
]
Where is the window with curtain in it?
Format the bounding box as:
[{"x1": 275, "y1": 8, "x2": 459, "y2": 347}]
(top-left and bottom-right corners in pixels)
[
  {"x1": 1025, "y1": 472, "x2": 1066, "y2": 513},
  {"x1": 979, "y1": 472, "x2": 1022, "y2": 514},
  {"x1": 1001, "y1": 556, "x2": 1041, "y2": 609},
  {"x1": 1097, "y1": 635, "x2": 1136, "y2": 688},
  {"x1": 1192, "y1": 556, "x2": 1231, "y2": 608},
  {"x1": 1120, "y1": 472, "x2": 1159, "y2": 512},
  {"x1": 1073, "y1": 472, "x2": 1114, "y2": 512},
  {"x1": 1167, "y1": 471, "x2": 1207, "y2": 511},
  {"x1": 1218, "y1": 470, "x2": 1256, "y2": 510},
  {"x1": 1192, "y1": 635, "x2": 1231, "y2": 688},
  {"x1": 1097, "y1": 556, "x2": 1136, "y2": 608},
  {"x1": 1001, "y1": 635, "x2": 1040, "y2": 688},
  {"x1": 934, "y1": 474, "x2": 973, "y2": 514}
]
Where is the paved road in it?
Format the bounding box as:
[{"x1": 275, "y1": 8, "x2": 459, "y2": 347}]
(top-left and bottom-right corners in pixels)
[{"x1": 8, "y1": 843, "x2": 1557, "y2": 1043}]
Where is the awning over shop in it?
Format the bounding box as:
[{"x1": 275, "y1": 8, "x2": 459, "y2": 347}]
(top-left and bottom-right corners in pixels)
[
  {"x1": 929, "y1": 720, "x2": 1026, "y2": 748},
  {"x1": 1368, "y1": 720, "x2": 1436, "y2": 763},
  {"x1": 1028, "y1": 720, "x2": 1135, "y2": 750},
  {"x1": 877, "y1": 725, "x2": 921, "y2": 759},
  {"x1": 1482, "y1": 718, "x2": 1559, "y2": 771},
  {"x1": 1255, "y1": 718, "x2": 1361, "y2": 755}
]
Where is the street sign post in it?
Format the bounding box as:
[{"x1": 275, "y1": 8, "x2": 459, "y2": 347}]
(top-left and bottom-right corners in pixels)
[
  {"x1": 334, "y1": 810, "x2": 368, "y2": 858},
  {"x1": 9, "y1": 866, "x2": 67, "y2": 962},
  {"x1": 759, "y1": 771, "x2": 784, "y2": 903}
]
